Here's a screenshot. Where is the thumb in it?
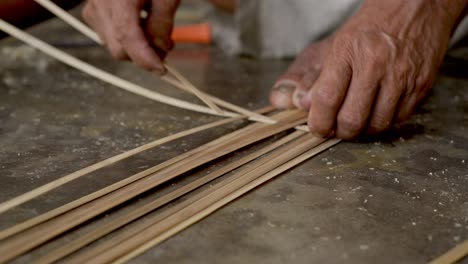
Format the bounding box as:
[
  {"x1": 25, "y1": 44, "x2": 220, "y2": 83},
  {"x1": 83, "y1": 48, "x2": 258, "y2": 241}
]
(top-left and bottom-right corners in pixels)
[{"x1": 145, "y1": 0, "x2": 180, "y2": 59}]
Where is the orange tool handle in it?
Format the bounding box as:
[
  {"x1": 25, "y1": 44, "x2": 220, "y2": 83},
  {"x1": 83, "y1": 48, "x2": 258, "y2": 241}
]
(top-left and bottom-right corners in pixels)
[{"x1": 171, "y1": 23, "x2": 212, "y2": 44}]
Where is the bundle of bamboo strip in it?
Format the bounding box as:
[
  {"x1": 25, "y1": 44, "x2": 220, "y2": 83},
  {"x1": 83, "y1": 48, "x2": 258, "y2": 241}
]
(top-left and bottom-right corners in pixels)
[
  {"x1": 0, "y1": 110, "x2": 307, "y2": 261},
  {"x1": 0, "y1": 109, "x2": 337, "y2": 263},
  {"x1": 0, "y1": 3, "x2": 342, "y2": 263}
]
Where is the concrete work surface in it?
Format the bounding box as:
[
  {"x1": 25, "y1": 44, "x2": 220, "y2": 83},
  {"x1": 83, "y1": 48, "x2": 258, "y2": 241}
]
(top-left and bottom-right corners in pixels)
[{"x1": 0, "y1": 12, "x2": 468, "y2": 264}]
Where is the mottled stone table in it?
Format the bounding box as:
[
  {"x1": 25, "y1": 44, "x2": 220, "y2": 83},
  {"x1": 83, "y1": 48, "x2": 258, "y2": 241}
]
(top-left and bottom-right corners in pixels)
[{"x1": 0, "y1": 14, "x2": 467, "y2": 264}]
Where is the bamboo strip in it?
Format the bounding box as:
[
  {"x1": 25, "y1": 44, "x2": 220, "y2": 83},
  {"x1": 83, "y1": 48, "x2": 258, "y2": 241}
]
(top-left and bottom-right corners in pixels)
[
  {"x1": 429, "y1": 240, "x2": 468, "y2": 264},
  {"x1": 0, "y1": 117, "x2": 253, "y2": 238},
  {"x1": 76, "y1": 134, "x2": 330, "y2": 263},
  {"x1": 33, "y1": 0, "x2": 224, "y2": 114},
  {"x1": 0, "y1": 111, "x2": 306, "y2": 262},
  {"x1": 0, "y1": 106, "x2": 273, "y2": 240},
  {"x1": 162, "y1": 65, "x2": 223, "y2": 114},
  {"x1": 35, "y1": 131, "x2": 305, "y2": 264},
  {"x1": 0, "y1": 106, "x2": 274, "y2": 240},
  {"x1": 117, "y1": 138, "x2": 340, "y2": 263},
  {"x1": 0, "y1": 116, "x2": 246, "y2": 216},
  {"x1": 160, "y1": 74, "x2": 276, "y2": 124},
  {"x1": 30, "y1": 0, "x2": 276, "y2": 124},
  {"x1": 0, "y1": 19, "x2": 237, "y2": 118}
]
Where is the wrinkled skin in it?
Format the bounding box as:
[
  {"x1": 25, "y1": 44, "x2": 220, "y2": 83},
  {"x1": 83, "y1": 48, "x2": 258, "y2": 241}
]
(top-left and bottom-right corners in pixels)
[
  {"x1": 271, "y1": 0, "x2": 467, "y2": 139},
  {"x1": 83, "y1": 0, "x2": 467, "y2": 139},
  {"x1": 82, "y1": 0, "x2": 180, "y2": 74},
  {"x1": 81, "y1": 0, "x2": 234, "y2": 73}
]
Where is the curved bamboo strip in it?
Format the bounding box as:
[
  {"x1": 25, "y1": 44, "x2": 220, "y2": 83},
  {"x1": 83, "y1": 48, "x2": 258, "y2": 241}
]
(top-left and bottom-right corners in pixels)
[
  {"x1": 32, "y1": 0, "x2": 276, "y2": 124},
  {"x1": 0, "y1": 19, "x2": 237, "y2": 118},
  {"x1": 33, "y1": 0, "x2": 224, "y2": 114}
]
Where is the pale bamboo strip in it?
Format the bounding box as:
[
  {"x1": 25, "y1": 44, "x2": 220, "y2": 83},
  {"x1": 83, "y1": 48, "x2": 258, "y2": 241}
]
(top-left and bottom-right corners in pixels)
[
  {"x1": 0, "y1": 111, "x2": 306, "y2": 263},
  {"x1": 162, "y1": 66, "x2": 223, "y2": 114},
  {"x1": 0, "y1": 117, "x2": 242, "y2": 216},
  {"x1": 295, "y1": 125, "x2": 309, "y2": 132},
  {"x1": 0, "y1": 115, "x2": 246, "y2": 237},
  {"x1": 116, "y1": 138, "x2": 340, "y2": 264},
  {"x1": 160, "y1": 74, "x2": 276, "y2": 124},
  {"x1": 429, "y1": 240, "x2": 468, "y2": 264},
  {"x1": 31, "y1": 0, "x2": 276, "y2": 123},
  {"x1": 0, "y1": 19, "x2": 237, "y2": 118},
  {"x1": 0, "y1": 106, "x2": 274, "y2": 240},
  {"x1": 67, "y1": 133, "x2": 318, "y2": 264},
  {"x1": 36, "y1": 131, "x2": 305, "y2": 264},
  {"x1": 78, "y1": 134, "x2": 327, "y2": 263},
  {"x1": 33, "y1": 0, "x2": 224, "y2": 114}
]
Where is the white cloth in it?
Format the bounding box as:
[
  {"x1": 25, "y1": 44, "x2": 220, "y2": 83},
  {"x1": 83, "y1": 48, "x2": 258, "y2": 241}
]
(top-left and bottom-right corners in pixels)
[{"x1": 208, "y1": 0, "x2": 468, "y2": 58}]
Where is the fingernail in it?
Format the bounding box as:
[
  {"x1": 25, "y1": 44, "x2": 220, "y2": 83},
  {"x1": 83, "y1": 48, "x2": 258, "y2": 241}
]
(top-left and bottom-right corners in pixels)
[
  {"x1": 271, "y1": 81, "x2": 296, "y2": 109},
  {"x1": 293, "y1": 90, "x2": 307, "y2": 109}
]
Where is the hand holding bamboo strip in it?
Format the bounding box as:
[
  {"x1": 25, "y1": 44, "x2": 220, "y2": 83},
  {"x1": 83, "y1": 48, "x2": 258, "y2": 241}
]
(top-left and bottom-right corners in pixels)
[
  {"x1": 0, "y1": 19, "x2": 237, "y2": 118},
  {"x1": 32, "y1": 0, "x2": 277, "y2": 124},
  {"x1": 0, "y1": 3, "x2": 343, "y2": 262},
  {"x1": 32, "y1": 0, "x2": 225, "y2": 115},
  {"x1": 0, "y1": 110, "x2": 307, "y2": 263}
]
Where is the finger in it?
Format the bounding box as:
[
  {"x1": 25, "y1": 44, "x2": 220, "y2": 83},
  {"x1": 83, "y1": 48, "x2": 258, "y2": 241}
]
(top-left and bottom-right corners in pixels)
[
  {"x1": 335, "y1": 68, "x2": 381, "y2": 139},
  {"x1": 293, "y1": 69, "x2": 321, "y2": 109},
  {"x1": 366, "y1": 78, "x2": 403, "y2": 134},
  {"x1": 270, "y1": 52, "x2": 308, "y2": 109},
  {"x1": 395, "y1": 93, "x2": 419, "y2": 122},
  {"x1": 145, "y1": 0, "x2": 180, "y2": 58},
  {"x1": 83, "y1": 1, "x2": 128, "y2": 59},
  {"x1": 112, "y1": 0, "x2": 165, "y2": 73},
  {"x1": 303, "y1": 55, "x2": 352, "y2": 138},
  {"x1": 269, "y1": 80, "x2": 296, "y2": 109},
  {"x1": 396, "y1": 79, "x2": 432, "y2": 122},
  {"x1": 270, "y1": 42, "x2": 326, "y2": 109},
  {"x1": 292, "y1": 41, "x2": 328, "y2": 109}
]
